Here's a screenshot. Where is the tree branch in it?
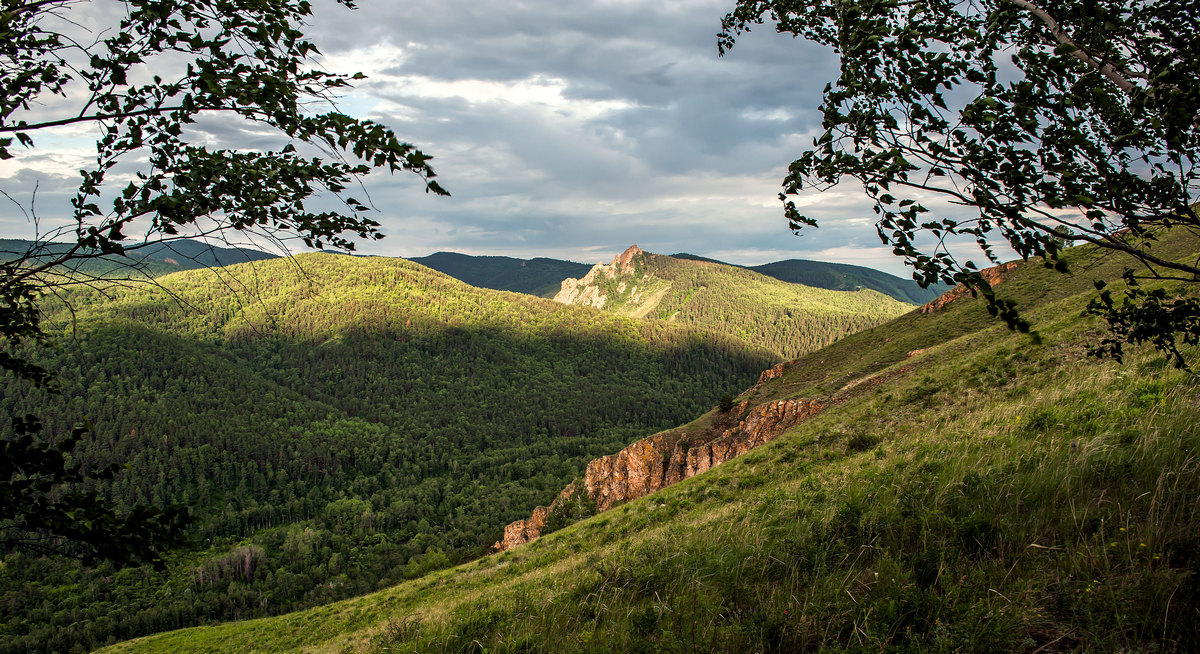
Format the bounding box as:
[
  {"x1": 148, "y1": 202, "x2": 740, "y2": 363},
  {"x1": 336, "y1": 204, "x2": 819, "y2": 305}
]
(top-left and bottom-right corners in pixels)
[
  {"x1": 0, "y1": 105, "x2": 230, "y2": 134},
  {"x1": 5, "y1": 0, "x2": 73, "y2": 18},
  {"x1": 0, "y1": 212, "x2": 152, "y2": 292},
  {"x1": 886, "y1": 178, "x2": 1200, "y2": 279},
  {"x1": 1005, "y1": 0, "x2": 1138, "y2": 95},
  {"x1": 1011, "y1": 212, "x2": 1200, "y2": 278}
]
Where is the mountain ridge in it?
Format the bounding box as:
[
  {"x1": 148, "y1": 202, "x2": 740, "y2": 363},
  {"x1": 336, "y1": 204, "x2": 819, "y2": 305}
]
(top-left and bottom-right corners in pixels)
[
  {"x1": 409, "y1": 251, "x2": 590, "y2": 298},
  {"x1": 3, "y1": 237, "x2": 942, "y2": 303},
  {"x1": 0, "y1": 237, "x2": 275, "y2": 276},
  {"x1": 410, "y1": 248, "x2": 944, "y2": 303}
]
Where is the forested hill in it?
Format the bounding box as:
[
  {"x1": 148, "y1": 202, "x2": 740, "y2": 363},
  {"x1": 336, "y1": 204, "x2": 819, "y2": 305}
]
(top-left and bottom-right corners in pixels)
[
  {"x1": 410, "y1": 252, "x2": 591, "y2": 297},
  {"x1": 0, "y1": 237, "x2": 276, "y2": 276},
  {"x1": 748, "y1": 259, "x2": 946, "y2": 303},
  {"x1": 554, "y1": 246, "x2": 914, "y2": 360},
  {"x1": 0, "y1": 254, "x2": 775, "y2": 653},
  {"x1": 671, "y1": 252, "x2": 947, "y2": 304}
]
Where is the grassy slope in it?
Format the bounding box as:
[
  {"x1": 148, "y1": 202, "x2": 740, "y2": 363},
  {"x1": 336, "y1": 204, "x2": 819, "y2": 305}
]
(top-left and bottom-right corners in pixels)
[
  {"x1": 568, "y1": 251, "x2": 914, "y2": 361},
  {"x1": 104, "y1": 235, "x2": 1200, "y2": 653}
]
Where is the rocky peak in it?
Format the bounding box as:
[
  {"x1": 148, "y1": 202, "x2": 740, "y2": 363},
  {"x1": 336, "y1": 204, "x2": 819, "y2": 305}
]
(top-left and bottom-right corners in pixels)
[
  {"x1": 552, "y1": 245, "x2": 648, "y2": 308},
  {"x1": 615, "y1": 244, "x2": 643, "y2": 270}
]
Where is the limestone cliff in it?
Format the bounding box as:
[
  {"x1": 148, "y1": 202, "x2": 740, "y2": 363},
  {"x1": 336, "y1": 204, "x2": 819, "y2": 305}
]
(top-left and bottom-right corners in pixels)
[
  {"x1": 493, "y1": 396, "x2": 824, "y2": 551},
  {"x1": 920, "y1": 261, "x2": 1019, "y2": 313}
]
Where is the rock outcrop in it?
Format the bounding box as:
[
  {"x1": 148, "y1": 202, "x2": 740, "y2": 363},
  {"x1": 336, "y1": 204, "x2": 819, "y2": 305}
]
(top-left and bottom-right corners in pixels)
[
  {"x1": 554, "y1": 274, "x2": 608, "y2": 308},
  {"x1": 493, "y1": 396, "x2": 825, "y2": 551},
  {"x1": 495, "y1": 505, "x2": 550, "y2": 552},
  {"x1": 492, "y1": 484, "x2": 576, "y2": 551},
  {"x1": 553, "y1": 245, "x2": 645, "y2": 308},
  {"x1": 920, "y1": 261, "x2": 1019, "y2": 313},
  {"x1": 756, "y1": 359, "x2": 797, "y2": 386}
]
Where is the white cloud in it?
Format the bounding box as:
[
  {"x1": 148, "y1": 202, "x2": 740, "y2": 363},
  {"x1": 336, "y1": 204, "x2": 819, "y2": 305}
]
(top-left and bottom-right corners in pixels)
[{"x1": 322, "y1": 43, "x2": 640, "y2": 121}]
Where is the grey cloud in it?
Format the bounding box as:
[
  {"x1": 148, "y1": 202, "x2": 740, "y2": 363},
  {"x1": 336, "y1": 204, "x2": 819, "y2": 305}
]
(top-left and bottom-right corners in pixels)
[
  {"x1": 0, "y1": 167, "x2": 79, "y2": 229},
  {"x1": 627, "y1": 63, "x2": 677, "y2": 88}
]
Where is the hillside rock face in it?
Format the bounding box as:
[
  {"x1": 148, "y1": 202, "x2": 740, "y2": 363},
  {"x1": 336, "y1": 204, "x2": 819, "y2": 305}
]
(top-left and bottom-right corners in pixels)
[
  {"x1": 553, "y1": 245, "x2": 644, "y2": 307},
  {"x1": 493, "y1": 483, "x2": 579, "y2": 551},
  {"x1": 555, "y1": 275, "x2": 608, "y2": 308},
  {"x1": 493, "y1": 396, "x2": 824, "y2": 551},
  {"x1": 495, "y1": 506, "x2": 551, "y2": 552},
  {"x1": 920, "y1": 261, "x2": 1019, "y2": 313},
  {"x1": 756, "y1": 359, "x2": 797, "y2": 386}
]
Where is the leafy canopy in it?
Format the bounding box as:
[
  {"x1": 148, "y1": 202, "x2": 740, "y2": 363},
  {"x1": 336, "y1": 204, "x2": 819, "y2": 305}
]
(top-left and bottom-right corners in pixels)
[
  {"x1": 1, "y1": 0, "x2": 446, "y2": 563},
  {"x1": 719, "y1": 0, "x2": 1200, "y2": 365}
]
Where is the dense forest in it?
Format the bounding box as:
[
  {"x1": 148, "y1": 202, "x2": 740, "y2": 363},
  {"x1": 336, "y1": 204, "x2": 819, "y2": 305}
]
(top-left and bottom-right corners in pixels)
[
  {"x1": 559, "y1": 249, "x2": 914, "y2": 360},
  {"x1": 0, "y1": 255, "x2": 783, "y2": 653}
]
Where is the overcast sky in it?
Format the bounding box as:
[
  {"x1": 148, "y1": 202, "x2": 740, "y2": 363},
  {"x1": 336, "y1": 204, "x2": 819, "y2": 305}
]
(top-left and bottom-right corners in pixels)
[{"x1": 0, "y1": 0, "x2": 926, "y2": 276}]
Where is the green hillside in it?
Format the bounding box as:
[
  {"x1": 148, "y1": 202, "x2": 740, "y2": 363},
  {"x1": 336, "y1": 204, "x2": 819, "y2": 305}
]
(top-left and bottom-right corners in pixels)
[
  {"x1": 673, "y1": 252, "x2": 947, "y2": 304},
  {"x1": 102, "y1": 232, "x2": 1200, "y2": 653},
  {"x1": 410, "y1": 252, "x2": 590, "y2": 298},
  {"x1": 556, "y1": 246, "x2": 914, "y2": 360},
  {"x1": 0, "y1": 255, "x2": 776, "y2": 653}
]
